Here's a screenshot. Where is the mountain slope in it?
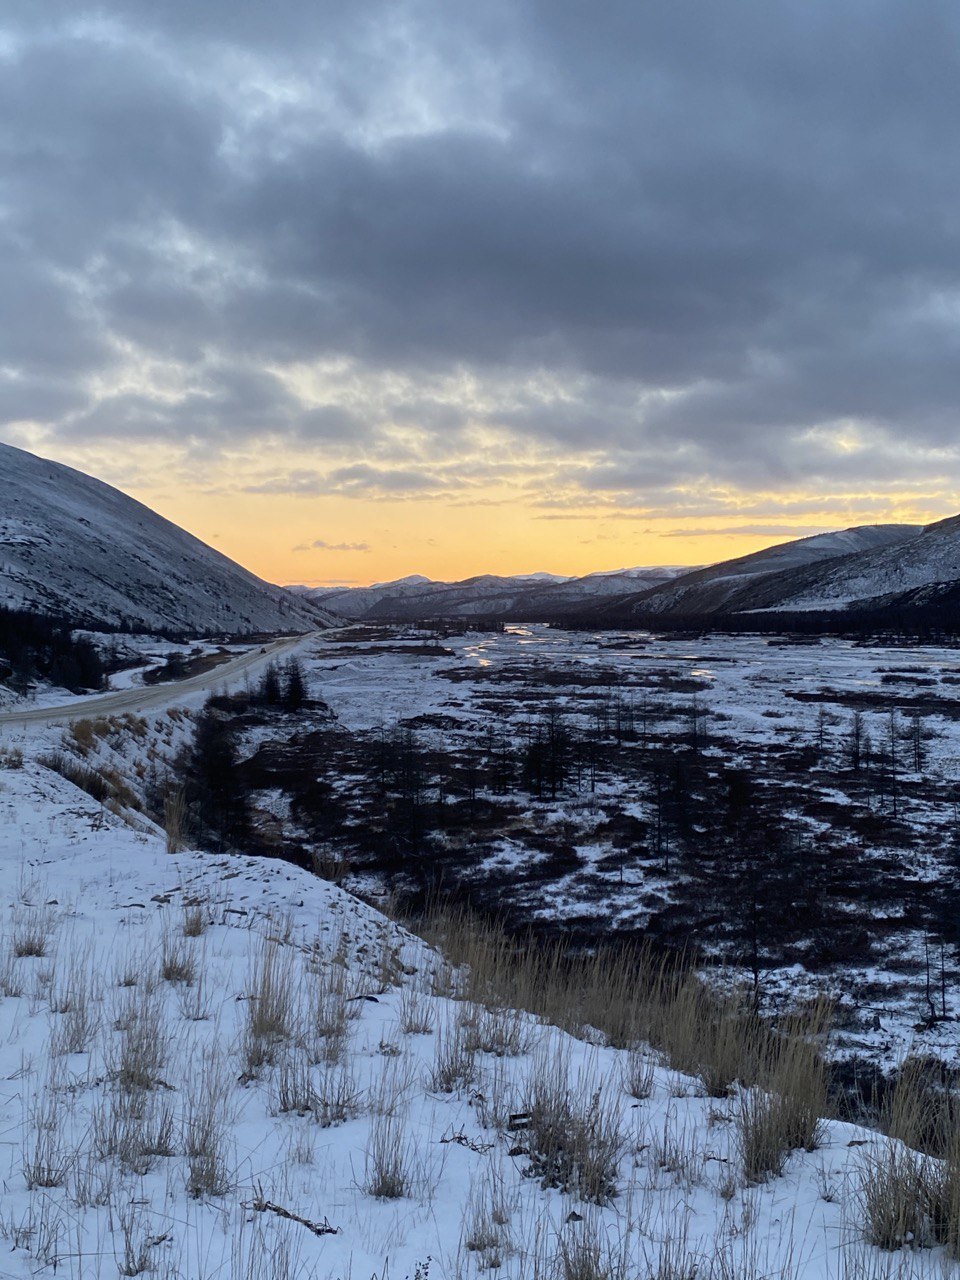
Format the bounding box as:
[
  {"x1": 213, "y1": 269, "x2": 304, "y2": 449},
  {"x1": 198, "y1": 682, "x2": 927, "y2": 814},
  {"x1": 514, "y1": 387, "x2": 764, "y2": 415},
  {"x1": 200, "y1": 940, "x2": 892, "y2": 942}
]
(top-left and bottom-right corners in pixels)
[
  {"x1": 742, "y1": 514, "x2": 960, "y2": 613},
  {"x1": 587, "y1": 524, "x2": 923, "y2": 620},
  {"x1": 0, "y1": 442, "x2": 326, "y2": 634}
]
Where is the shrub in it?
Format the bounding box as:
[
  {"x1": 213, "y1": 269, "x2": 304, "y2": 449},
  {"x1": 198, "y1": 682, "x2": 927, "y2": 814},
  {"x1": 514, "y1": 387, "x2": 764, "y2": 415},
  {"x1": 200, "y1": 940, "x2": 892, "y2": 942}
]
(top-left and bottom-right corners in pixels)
[{"x1": 522, "y1": 1052, "x2": 624, "y2": 1205}]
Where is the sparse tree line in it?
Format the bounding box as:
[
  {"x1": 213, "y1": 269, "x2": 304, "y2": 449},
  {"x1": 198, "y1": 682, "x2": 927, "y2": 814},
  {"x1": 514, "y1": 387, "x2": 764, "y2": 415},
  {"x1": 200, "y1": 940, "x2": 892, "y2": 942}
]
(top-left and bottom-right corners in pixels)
[
  {"x1": 156, "y1": 663, "x2": 960, "y2": 1018},
  {"x1": 562, "y1": 595, "x2": 960, "y2": 642},
  {"x1": 0, "y1": 605, "x2": 106, "y2": 694},
  {"x1": 149, "y1": 659, "x2": 309, "y2": 854},
  {"x1": 254, "y1": 658, "x2": 307, "y2": 711}
]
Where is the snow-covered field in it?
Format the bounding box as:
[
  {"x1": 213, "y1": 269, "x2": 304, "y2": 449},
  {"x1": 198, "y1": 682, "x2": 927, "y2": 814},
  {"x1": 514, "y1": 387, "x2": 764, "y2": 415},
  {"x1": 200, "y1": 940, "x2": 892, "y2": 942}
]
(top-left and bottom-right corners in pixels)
[
  {"x1": 0, "y1": 735, "x2": 953, "y2": 1279},
  {"x1": 266, "y1": 626, "x2": 960, "y2": 1072},
  {"x1": 6, "y1": 621, "x2": 960, "y2": 1073}
]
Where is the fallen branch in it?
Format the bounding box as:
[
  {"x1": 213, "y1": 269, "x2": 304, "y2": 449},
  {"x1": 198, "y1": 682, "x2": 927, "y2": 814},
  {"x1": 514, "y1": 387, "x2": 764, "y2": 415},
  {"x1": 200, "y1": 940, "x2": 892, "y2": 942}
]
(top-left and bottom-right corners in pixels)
[{"x1": 247, "y1": 1191, "x2": 340, "y2": 1238}]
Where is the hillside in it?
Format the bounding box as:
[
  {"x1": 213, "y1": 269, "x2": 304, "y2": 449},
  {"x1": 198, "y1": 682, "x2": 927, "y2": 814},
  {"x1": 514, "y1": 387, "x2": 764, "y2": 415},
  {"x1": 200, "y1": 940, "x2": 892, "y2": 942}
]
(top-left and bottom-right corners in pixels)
[
  {"x1": 0, "y1": 728, "x2": 940, "y2": 1280},
  {"x1": 743, "y1": 513, "x2": 960, "y2": 613},
  {"x1": 589, "y1": 524, "x2": 922, "y2": 621},
  {"x1": 0, "y1": 441, "x2": 326, "y2": 634},
  {"x1": 302, "y1": 520, "x2": 942, "y2": 627}
]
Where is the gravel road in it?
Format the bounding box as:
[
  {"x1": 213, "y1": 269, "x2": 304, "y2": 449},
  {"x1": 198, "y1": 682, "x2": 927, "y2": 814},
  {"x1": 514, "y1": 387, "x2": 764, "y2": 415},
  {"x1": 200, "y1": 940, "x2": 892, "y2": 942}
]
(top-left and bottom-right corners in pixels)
[{"x1": 0, "y1": 632, "x2": 316, "y2": 728}]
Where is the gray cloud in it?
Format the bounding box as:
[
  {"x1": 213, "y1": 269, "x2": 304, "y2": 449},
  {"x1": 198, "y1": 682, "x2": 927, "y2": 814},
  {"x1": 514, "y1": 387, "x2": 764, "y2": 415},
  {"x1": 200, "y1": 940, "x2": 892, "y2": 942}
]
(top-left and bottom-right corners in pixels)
[
  {"x1": 303, "y1": 538, "x2": 371, "y2": 552},
  {"x1": 660, "y1": 524, "x2": 834, "y2": 539},
  {"x1": 1, "y1": 2, "x2": 959, "y2": 512}
]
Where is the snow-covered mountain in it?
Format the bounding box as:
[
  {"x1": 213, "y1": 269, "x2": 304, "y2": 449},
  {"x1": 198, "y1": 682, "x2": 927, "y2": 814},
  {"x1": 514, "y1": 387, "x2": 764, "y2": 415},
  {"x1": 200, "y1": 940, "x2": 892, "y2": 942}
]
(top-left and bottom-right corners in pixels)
[
  {"x1": 584, "y1": 524, "x2": 924, "y2": 620},
  {"x1": 742, "y1": 513, "x2": 960, "y2": 613},
  {"x1": 0, "y1": 442, "x2": 327, "y2": 634},
  {"x1": 302, "y1": 566, "x2": 689, "y2": 622}
]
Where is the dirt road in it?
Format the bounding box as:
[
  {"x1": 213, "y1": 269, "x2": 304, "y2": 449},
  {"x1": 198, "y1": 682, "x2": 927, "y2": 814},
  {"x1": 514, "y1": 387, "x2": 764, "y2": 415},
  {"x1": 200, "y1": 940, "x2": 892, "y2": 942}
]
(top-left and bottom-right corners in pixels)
[{"x1": 0, "y1": 633, "x2": 316, "y2": 728}]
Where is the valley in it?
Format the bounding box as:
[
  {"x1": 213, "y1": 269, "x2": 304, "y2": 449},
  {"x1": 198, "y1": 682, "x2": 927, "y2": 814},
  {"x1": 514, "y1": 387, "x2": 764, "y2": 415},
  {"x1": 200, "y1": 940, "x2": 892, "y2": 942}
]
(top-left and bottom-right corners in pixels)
[
  {"x1": 14, "y1": 621, "x2": 959, "y2": 1083},
  {"x1": 254, "y1": 626, "x2": 960, "y2": 1077}
]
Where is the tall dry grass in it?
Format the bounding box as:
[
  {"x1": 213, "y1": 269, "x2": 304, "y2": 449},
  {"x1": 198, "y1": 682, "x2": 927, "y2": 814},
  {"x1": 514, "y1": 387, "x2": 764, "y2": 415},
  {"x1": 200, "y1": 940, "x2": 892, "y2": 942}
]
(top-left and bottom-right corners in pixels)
[
  {"x1": 404, "y1": 901, "x2": 833, "y2": 1196},
  {"x1": 405, "y1": 902, "x2": 827, "y2": 1099},
  {"x1": 859, "y1": 1057, "x2": 960, "y2": 1255}
]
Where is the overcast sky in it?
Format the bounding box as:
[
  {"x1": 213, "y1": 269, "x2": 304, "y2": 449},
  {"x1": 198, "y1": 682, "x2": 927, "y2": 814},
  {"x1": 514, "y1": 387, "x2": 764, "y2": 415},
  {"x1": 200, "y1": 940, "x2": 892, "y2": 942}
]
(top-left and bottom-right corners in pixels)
[{"x1": 2, "y1": 1, "x2": 959, "y2": 583}]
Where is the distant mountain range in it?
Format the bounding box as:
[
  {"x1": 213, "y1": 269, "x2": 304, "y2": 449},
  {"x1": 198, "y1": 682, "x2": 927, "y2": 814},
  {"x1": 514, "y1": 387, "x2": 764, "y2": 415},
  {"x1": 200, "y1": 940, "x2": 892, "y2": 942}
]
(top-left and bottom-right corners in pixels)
[
  {"x1": 296, "y1": 518, "x2": 960, "y2": 629},
  {"x1": 292, "y1": 565, "x2": 691, "y2": 622},
  {"x1": 583, "y1": 518, "x2": 960, "y2": 625},
  {"x1": 584, "y1": 524, "x2": 925, "y2": 621},
  {"x1": 0, "y1": 442, "x2": 328, "y2": 635}
]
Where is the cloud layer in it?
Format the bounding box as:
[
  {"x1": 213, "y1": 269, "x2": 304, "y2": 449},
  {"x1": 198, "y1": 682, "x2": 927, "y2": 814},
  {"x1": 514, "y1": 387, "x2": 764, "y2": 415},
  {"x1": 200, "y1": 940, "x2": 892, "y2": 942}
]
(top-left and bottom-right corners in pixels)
[{"x1": 2, "y1": 1, "x2": 959, "y2": 543}]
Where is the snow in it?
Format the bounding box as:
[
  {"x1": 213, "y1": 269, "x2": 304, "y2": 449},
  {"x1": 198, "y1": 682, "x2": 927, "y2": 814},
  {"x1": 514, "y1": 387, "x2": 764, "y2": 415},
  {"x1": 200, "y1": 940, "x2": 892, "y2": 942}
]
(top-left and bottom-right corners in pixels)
[
  {"x1": 769, "y1": 517, "x2": 960, "y2": 612},
  {"x1": 0, "y1": 686, "x2": 953, "y2": 1278},
  {"x1": 304, "y1": 567, "x2": 690, "y2": 621},
  {"x1": 0, "y1": 442, "x2": 328, "y2": 634},
  {"x1": 0, "y1": 645, "x2": 957, "y2": 1274},
  {"x1": 618, "y1": 525, "x2": 924, "y2": 618},
  {"x1": 282, "y1": 625, "x2": 960, "y2": 1069}
]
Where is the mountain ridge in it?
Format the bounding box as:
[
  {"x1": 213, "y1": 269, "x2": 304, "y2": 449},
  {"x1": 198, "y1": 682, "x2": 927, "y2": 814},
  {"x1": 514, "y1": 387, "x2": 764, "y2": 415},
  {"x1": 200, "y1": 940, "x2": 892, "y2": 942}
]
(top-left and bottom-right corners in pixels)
[{"x1": 299, "y1": 564, "x2": 691, "y2": 622}]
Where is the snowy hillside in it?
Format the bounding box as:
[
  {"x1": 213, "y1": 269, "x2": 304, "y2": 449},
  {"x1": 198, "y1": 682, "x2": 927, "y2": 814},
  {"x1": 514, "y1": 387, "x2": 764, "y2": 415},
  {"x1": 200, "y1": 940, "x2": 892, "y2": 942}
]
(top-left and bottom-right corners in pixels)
[
  {"x1": 746, "y1": 514, "x2": 960, "y2": 613},
  {"x1": 304, "y1": 566, "x2": 689, "y2": 622},
  {"x1": 0, "y1": 740, "x2": 950, "y2": 1279},
  {"x1": 597, "y1": 525, "x2": 921, "y2": 619},
  {"x1": 0, "y1": 442, "x2": 326, "y2": 634}
]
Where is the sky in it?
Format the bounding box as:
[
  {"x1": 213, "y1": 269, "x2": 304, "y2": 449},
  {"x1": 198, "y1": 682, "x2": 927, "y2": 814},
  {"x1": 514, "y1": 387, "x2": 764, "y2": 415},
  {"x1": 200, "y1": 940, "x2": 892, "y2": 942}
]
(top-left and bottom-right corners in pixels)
[{"x1": 2, "y1": 2, "x2": 960, "y2": 588}]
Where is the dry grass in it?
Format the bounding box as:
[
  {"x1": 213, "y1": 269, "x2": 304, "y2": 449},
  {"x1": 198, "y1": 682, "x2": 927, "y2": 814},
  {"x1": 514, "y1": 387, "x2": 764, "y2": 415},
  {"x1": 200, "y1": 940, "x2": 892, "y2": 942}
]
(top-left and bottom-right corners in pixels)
[
  {"x1": 183, "y1": 1053, "x2": 232, "y2": 1198},
  {"x1": 736, "y1": 1004, "x2": 829, "y2": 1183},
  {"x1": 554, "y1": 1228, "x2": 628, "y2": 1280},
  {"x1": 399, "y1": 984, "x2": 435, "y2": 1034},
  {"x1": 859, "y1": 1143, "x2": 938, "y2": 1251},
  {"x1": 403, "y1": 903, "x2": 798, "y2": 1102},
  {"x1": 0, "y1": 950, "x2": 23, "y2": 997},
  {"x1": 364, "y1": 1111, "x2": 413, "y2": 1199},
  {"x1": 49, "y1": 993, "x2": 100, "y2": 1057},
  {"x1": 461, "y1": 1001, "x2": 532, "y2": 1057},
  {"x1": 164, "y1": 788, "x2": 188, "y2": 854},
  {"x1": 48, "y1": 956, "x2": 100, "y2": 1055},
  {"x1": 430, "y1": 1014, "x2": 477, "y2": 1093},
  {"x1": 161, "y1": 927, "x2": 197, "y2": 985},
  {"x1": 305, "y1": 965, "x2": 350, "y2": 1066},
  {"x1": 244, "y1": 936, "x2": 296, "y2": 1073},
  {"x1": 117, "y1": 1201, "x2": 153, "y2": 1276},
  {"x1": 311, "y1": 1064, "x2": 363, "y2": 1128},
  {"x1": 110, "y1": 988, "x2": 167, "y2": 1092},
  {"x1": 522, "y1": 1050, "x2": 624, "y2": 1205},
  {"x1": 22, "y1": 1079, "x2": 74, "y2": 1190},
  {"x1": 93, "y1": 1088, "x2": 176, "y2": 1175},
  {"x1": 623, "y1": 1044, "x2": 656, "y2": 1099},
  {"x1": 404, "y1": 901, "x2": 833, "y2": 1204},
  {"x1": 12, "y1": 905, "x2": 53, "y2": 958},
  {"x1": 182, "y1": 898, "x2": 208, "y2": 937},
  {"x1": 273, "y1": 1045, "x2": 320, "y2": 1117},
  {"x1": 461, "y1": 1160, "x2": 516, "y2": 1269},
  {"x1": 858, "y1": 1058, "x2": 960, "y2": 1256}
]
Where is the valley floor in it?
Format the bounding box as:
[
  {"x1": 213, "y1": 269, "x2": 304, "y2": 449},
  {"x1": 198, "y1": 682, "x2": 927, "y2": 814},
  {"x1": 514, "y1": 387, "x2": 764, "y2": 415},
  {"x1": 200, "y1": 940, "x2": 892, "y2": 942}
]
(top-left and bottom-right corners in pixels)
[{"x1": 277, "y1": 625, "x2": 960, "y2": 1075}]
